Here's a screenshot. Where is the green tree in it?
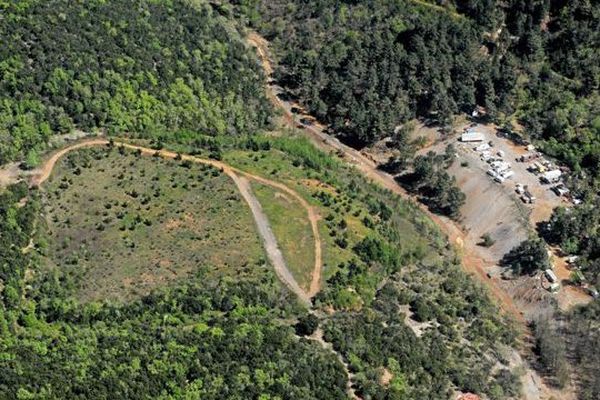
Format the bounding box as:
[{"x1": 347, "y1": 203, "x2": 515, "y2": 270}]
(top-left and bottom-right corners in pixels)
[{"x1": 501, "y1": 238, "x2": 549, "y2": 275}]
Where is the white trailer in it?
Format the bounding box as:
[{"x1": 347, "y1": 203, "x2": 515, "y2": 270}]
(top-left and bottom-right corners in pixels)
[
  {"x1": 487, "y1": 169, "x2": 499, "y2": 178},
  {"x1": 475, "y1": 143, "x2": 491, "y2": 152},
  {"x1": 542, "y1": 170, "x2": 562, "y2": 184},
  {"x1": 515, "y1": 184, "x2": 525, "y2": 194},
  {"x1": 491, "y1": 161, "x2": 511, "y2": 172},
  {"x1": 545, "y1": 269, "x2": 558, "y2": 283}
]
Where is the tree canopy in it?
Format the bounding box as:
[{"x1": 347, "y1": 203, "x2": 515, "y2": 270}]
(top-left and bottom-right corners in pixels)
[{"x1": 0, "y1": 0, "x2": 272, "y2": 163}]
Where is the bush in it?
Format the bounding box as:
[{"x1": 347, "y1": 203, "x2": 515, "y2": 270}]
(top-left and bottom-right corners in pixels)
[
  {"x1": 295, "y1": 314, "x2": 319, "y2": 336},
  {"x1": 335, "y1": 236, "x2": 348, "y2": 249},
  {"x1": 501, "y1": 238, "x2": 549, "y2": 275},
  {"x1": 23, "y1": 149, "x2": 40, "y2": 170},
  {"x1": 479, "y1": 233, "x2": 495, "y2": 247}
]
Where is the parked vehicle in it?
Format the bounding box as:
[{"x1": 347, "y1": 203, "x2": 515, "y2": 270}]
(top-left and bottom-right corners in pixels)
[{"x1": 501, "y1": 170, "x2": 514, "y2": 179}]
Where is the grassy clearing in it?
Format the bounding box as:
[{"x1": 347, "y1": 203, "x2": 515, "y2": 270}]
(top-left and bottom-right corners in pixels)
[
  {"x1": 123, "y1": 133, "x2": 446, "y2": 308},
  {"x1": 252, "y1": 182, "x2": 315, "y2": 291},
  {"x1": 222, "y1": 135, "x2": 440, "y2": 276},
  {"x1": 40, "y1": 146, "x2": 266, "y2": 302}
]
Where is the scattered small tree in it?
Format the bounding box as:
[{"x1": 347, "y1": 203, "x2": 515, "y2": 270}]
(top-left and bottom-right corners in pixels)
[{"x1": 479, "y1": 233, "x2": 495, "y2": 247}]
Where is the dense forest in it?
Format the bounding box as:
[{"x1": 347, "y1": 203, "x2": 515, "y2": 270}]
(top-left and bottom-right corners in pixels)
[
  {"x1": 0, "y1": 0, "x2": 271, "y2": 164},
  {"x1": 238, "y1": 0, "x2": 502, "y2": 145},
  {"x1": 238, "y1": 0, "x2": 599, "y2": 177}
]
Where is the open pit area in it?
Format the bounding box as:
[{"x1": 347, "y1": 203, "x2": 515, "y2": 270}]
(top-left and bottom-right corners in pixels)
[{"x1": 406, "y1": 122, "x2": 593, "y2": 317}]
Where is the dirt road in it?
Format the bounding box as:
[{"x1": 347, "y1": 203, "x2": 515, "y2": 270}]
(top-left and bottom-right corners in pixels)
[
  {"x1": 31, "y1": 139, "x2": 319, "y2": 306},
  {"x1": 248, "y1": 32, "x2": 526, "y2": 321},
  {"x1": 32, "y1": 139, "x2": 110, "y2": 186},
  {"x1": 247, "y1": 32, "x2": 577, "y2": 400}
]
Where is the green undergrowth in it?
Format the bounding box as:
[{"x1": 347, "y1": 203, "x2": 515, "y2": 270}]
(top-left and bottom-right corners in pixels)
[
  {"x1": 137, "y1": 131, "x2": 521, "y2": 398},
  {"x1": 251, "y1": 182, "x2": 315, "y2": 291},
  {"x1": 38, "y1": 146, "x2": 266, "y2": 302},
  {"x1": 0, "y1": 131, "x2": 522, "y2": 399}
]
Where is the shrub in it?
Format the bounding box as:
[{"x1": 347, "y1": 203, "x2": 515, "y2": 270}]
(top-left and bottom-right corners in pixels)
[
  {"x1": 295, "y1": 314, "x2": 319, "y2": 336},
  {"x1": 479, "y1": 233, "x2": 495, "y2": 247}
]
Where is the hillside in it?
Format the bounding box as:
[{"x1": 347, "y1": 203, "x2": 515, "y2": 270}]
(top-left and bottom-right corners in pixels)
[
  {"x1": 0, "y1": 133, "x2": 522, "y2": 399},
  {"x1": 0, "y1": 0, "x2": 598, "y2": 399},
  {"x1": 0, "y1": 0, "x2": 271, "y2": 164}
]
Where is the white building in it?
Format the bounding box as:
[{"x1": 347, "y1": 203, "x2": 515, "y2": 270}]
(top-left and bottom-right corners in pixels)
[{"x1": 461, "y1": 131, "x2": 485, "y2": 142}]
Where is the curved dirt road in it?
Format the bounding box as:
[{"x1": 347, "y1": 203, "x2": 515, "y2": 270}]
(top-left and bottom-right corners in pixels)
[
  {"x1": 31, "y1": 139, "x2": 110, "y2": 186},
  {"x1": 237, "y1": 171, "x2": 322, "y2": 297},
  {"x1": 231, "y1": 173, "x2": 312, "y2": 305},
  {"x1": 32, "y1": 139, "x2": 318, "y2": 306}
]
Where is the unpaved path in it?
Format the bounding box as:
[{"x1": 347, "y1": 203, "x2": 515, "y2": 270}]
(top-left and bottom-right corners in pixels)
[
  {"x1": 248, "y1": 32, "x2": 576, "y2": 400},
  {"x1": 0, "y1": 162, "x2": 26, "y2": 187},
  {"x1": 32, "y1": 139, "x2": 109, "y2": 186},
  {"x1": 31, "y1": 139, "x2": 320, "y2": 306},
  {"x1": 309, "y1": 326, "x2": 360, "y2": 399}
]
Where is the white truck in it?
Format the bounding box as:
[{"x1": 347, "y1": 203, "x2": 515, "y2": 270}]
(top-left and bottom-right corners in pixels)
[{"x1": 475, "y1": 143, "x2": 491, "y2": 152}]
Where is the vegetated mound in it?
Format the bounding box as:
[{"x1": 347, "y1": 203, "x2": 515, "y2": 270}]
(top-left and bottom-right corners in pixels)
[
  {"x1": 0, "y1": 0, "x2": 271, "y2": 164},
  {"x1": 205, "y1": 134, "x2": 522, "y2": 398},
  {"x1": 1, "y1": 134, "x2": 523, "y2": 399},
  {"x1": 38, "y1": 146, "x2": 266, "y2": 302}
]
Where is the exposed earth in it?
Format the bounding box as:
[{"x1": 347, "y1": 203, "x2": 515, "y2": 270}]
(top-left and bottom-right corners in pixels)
[{"x1": 247, "y1": 31, "x2": 581, "y2": 400}]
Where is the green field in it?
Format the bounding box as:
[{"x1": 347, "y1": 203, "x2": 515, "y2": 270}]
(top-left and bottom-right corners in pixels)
[
  {"x1": 40, "y1": 146, "x2": 266, "y2": 302},
  {"x1": 252, "y1": 182, "x2": 315, "y2": 291}
]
